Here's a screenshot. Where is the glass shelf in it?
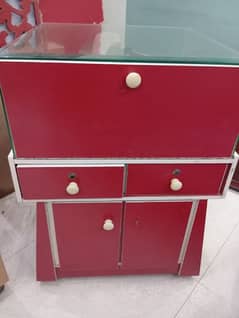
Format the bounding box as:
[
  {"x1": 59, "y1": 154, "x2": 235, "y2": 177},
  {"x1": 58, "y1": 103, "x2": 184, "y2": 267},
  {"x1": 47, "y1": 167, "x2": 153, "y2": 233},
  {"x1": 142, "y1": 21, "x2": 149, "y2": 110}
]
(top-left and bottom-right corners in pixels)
[{"x1": 1, "y1": 0, "x2": 239, "y2": 65}]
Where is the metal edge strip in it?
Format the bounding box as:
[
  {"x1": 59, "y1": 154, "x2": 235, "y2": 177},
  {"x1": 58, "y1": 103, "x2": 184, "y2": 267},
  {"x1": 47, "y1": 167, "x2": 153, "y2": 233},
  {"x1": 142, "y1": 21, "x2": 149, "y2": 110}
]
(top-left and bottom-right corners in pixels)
[
  {"x1": 20, "y1": 194, "x2": 225, "y2": 204},
  {"x1": 17, "y1": 164, "x2": 125, "y2": 168},
  {"x1": 2, "y1": 59, "x2": 239, "y2": 69},
  {"x1": 222, "y1": 152, "x2": 239, "y2": 196},
  {"x1": 122, "y1": 164, "x2": 128, "y2": 195},
  {"x1": 14, "y1": 157, "x2": 234, "y2": 165},
  {"x1": 45, "y1": 202, "x2": 60, "y2": 268},
  {"x1": 218, "y1": 164, "x2": 231, "y2": 194},
  {"x1": 178, "y1": 200, "x2": 200, "y2": 271},
  {"x1": 8, "y1": 150, "x2": 22, "y2": 202}
]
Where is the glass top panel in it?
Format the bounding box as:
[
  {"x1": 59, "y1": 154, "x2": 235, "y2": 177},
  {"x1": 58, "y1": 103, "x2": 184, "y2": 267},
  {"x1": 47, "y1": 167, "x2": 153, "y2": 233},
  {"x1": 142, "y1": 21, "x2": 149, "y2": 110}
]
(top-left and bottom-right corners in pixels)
[{"x1": 1, "y1": 0, "x2": 239, "y2": 64}]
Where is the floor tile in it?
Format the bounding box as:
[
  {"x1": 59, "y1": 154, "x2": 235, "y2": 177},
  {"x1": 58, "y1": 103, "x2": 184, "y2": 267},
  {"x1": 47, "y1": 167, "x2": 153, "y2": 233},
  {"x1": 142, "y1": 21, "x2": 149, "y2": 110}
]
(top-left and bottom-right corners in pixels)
[
  {"x1": 199, "y1": 222, "x2": 239, "y2": 315},
  {"x1": 201, "y1": 191, "x2": 239, "y2": 272},
  {"x1": 0, "y1": 193, "x2": 35, "y2": 260},
  {"x1": 1, "y1": 237, "x2": 199, "y2": 318},
  {"x1": 176, "y1": 283, "x2": 235, "y2": 318},
  {"x1": 5, "y1": 242, "x2": 35, "y2": 286},
  {"x1": 1, "y1": 273, "x2": 198, "y2": 318}
]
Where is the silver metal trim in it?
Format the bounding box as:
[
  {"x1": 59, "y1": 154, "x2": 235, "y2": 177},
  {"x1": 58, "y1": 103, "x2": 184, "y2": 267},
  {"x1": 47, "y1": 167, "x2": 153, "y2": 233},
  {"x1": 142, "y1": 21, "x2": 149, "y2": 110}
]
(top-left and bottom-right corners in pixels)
[
  {"x1": 17, "y1": 164, "x2": 124, "y2": 168},
  {"x1": 45, "y1": 203, "x2": 60, "y2": 268},
  {"x1": 23, "y1": 198, "x2": 123, "y2": 204},
  {"x1": 222, "y1": 152, "x2": 239, "y2": 196},
  {"x1": 14, "y1": 157, "x2": 234, "y2": 165},
  {"x1": 218, "y1": 165, "x2": 230, "y2": 194},
  {"x1": 178, "y1": 201, "x2": 199, "y2": 270},
  {"x1": 8, "y1": 150, "x2": 22, "y2": 202},
  {"x1": 20, "y1": 194, "x2": 226, "y2": 204},
  {"x1": 2, "y1": 59, "x2": 239, "y2": 69},
  {"x1": 11, "y1": 152, "x2": 237, "y2": 203},
  {"x1": 122, "y1": 195, "x2": 225, "y2": 201},
  {"x1": 122, "y1": 165, "x2": 128, "y2": 195}
]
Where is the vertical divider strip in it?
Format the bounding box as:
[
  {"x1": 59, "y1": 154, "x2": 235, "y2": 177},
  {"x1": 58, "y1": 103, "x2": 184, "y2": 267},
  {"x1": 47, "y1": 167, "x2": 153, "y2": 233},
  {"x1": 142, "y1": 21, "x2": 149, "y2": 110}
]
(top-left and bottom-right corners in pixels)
[
  {"x1": 45, "y1": 202, "x2": 60, "y2": 268},
  {"x1": 178, "y1": 200, "x2": 199, "y2": 267},
  {"x1": 118, "y1": 164, "x2": 128, "y2": 267},
  {"x1": 118, "y1": 201, "x2": 126, "y2": 267}
]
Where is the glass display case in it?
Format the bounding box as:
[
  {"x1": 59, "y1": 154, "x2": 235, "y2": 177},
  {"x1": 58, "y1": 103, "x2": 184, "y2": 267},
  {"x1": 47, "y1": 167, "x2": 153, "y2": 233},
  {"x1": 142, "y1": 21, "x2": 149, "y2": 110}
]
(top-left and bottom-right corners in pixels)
[
  {"x1": 0, "y1": 1, "x2": 238, "y2": 281},
  {"x1": 1, "y1": 1, "x2": 239, "y2": 64}
]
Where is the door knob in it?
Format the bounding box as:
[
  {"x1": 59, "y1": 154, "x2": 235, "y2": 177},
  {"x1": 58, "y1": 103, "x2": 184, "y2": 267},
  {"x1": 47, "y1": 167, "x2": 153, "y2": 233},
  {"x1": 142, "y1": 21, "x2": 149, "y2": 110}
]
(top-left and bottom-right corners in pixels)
[
  {"x1": 103, "y1": 219, "x2": 114, "y2": 231},
  {"x1": 170, "y1": 178, "x2": 183, "y2": 191},
  {"x1": 126, "y1": 72, "x2": 142, "y2": 88},
  {"x1": 66, "y1": 182, "x2": 80, "y2": 195}
]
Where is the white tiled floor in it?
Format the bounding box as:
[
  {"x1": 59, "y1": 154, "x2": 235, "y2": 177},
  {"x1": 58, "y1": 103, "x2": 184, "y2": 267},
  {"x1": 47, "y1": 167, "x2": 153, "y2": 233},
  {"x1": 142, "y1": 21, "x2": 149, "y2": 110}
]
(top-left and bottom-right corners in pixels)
[{"x1": 0, "y1": 192, "x2": 239, "y2": 318}]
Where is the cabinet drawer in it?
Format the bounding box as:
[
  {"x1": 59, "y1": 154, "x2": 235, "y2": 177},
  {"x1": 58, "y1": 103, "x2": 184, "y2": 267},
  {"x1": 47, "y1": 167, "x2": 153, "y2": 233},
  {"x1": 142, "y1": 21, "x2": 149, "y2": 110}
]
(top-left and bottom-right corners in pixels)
[
  {"x1": 126, "y1": 164, "x2": 228, "y2": 196},
  {"x1": 17, "y1": 166, "x2": 124, "y2": 200}
]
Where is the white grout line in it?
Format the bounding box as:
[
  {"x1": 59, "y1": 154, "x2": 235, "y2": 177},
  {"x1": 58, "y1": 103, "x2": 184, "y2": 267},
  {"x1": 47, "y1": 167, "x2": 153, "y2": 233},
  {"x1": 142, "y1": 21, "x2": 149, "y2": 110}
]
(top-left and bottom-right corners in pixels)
[{"x1": 174, "y1": 217, "x2": 239, "y2": 317}]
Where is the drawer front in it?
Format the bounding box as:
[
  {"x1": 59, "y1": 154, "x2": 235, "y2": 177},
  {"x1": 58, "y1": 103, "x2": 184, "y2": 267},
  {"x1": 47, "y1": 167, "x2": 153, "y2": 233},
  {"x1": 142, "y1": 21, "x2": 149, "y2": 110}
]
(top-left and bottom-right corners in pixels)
[
  {"x1": 126, "y1": 164, "x2": 228, "y2": 196},
  {"x1": 1, "y1": 62, "x2": 239, "y2": 158},
  {"x1": 17, "y1": 166, "x2": 124, "y2": 200}
]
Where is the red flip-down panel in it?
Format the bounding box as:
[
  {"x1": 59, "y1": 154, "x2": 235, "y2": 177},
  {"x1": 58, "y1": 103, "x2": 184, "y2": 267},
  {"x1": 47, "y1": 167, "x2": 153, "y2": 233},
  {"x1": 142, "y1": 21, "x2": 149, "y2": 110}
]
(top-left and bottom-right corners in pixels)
[
  {"x1": 1, "y1": 63, "x2": 239, "y2": 158},
  {"x1": 17, "y1": 166, "x2": 124, "y2": 199},
  {"x1": 127, "y1": 164, "x2": 228, "y2": 196}
]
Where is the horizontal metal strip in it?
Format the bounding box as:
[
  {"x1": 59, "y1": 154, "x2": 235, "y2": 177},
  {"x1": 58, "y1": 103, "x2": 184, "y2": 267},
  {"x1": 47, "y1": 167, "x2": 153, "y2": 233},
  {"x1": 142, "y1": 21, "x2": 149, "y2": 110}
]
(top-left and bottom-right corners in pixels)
[
  {"x1": 2, "y1": 59, "x2": 239, "y2": 69},
  {"x1": 17, "y1": 164, "x2": 125, "y2": 168},
  {"x1": 21, "y1": 194, "x2": 226, "y2": 204},
  {"x1": 14, "y1": 158, "x2": 234, "y2": 165}
]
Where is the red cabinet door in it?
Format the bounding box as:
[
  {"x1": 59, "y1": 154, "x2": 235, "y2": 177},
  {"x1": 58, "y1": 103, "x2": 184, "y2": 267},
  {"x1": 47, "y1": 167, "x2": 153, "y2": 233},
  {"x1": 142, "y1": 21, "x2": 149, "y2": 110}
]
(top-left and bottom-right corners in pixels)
[
  {"x1": 1, "y1": 63, "x2": 239, "y2": 158},
  {"x1": 121, "y1": 202, "x2": 191, "y2": 273},
  {"x1": 53, "y1": 203, "x2": 122, "y2": 272}
]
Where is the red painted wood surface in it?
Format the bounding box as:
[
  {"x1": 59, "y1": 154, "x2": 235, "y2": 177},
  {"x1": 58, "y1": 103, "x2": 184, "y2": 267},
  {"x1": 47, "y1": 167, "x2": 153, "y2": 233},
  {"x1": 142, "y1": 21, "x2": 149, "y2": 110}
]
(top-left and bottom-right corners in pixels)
[
  {"x1": 127, "y1": 164, "x2": 228, "y2": 196},
  {"x1": 1, "y1": 63, "x2": 238, "y2": 158},
  {"x1": 53, "y1": 203, "x2": 122, "y2": 271},
  {"x1": 17, "y1": 166, "x2": 124, "y2": 199},
  {"x1": 0, "y1": 0, "x2": 40, "y2": 47},
  {"x1": 36, "y1": 203, "x2": 56, "y2": 281},
  {"x1": 179, "y1": 200, "x2": 207, "y2": 276},
  {"x1": 121, "y1": 202, "x2": 192, "y2": 272},
  {"x1": 39, "y1": 0, "x2": 103, "y2": 24}
]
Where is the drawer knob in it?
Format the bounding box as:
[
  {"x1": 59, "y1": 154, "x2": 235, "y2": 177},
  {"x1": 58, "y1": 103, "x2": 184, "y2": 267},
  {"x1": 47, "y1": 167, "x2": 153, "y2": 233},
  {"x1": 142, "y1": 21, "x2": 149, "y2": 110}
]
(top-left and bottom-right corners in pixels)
[
  {"x1": 126, "y1": 72, "x2": 142, "y2": 88},
  {"x1": 66, "y1": 182, "x2": 80, "y2": 195},
  {"x1": 103, "y1": 219, "x2": 114, "y2": 231},
  {"x1": 170, "y1": 178, "x2": 183, "y2": 191}
]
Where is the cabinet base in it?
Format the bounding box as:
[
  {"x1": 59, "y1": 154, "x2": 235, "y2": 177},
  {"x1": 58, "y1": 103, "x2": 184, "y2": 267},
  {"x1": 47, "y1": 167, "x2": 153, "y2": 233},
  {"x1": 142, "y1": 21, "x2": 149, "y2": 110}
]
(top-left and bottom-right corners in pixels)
[
  {"x1": 55, "y1": 266, "x2": 199, "y2": 279},
  {"x1": 36, "y1": 201, "x2": 206, "y2": 281}
]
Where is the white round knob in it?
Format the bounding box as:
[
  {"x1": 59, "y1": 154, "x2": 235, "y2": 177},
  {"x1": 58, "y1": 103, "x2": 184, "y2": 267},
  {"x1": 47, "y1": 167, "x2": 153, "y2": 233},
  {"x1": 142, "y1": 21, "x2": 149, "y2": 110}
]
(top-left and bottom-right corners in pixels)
[
  {"x1": 66, "y1": 182, "x2": 80, "y2": 195},
  {"x1": 103, "y1": 219, "x2": 114, "y2": 231},
  {"x1": 170, "y1": 178, "x2": 183, "y2": 192},
  {"x1": 126, "y1": 72, "x2": 142, "y2": 88}
]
